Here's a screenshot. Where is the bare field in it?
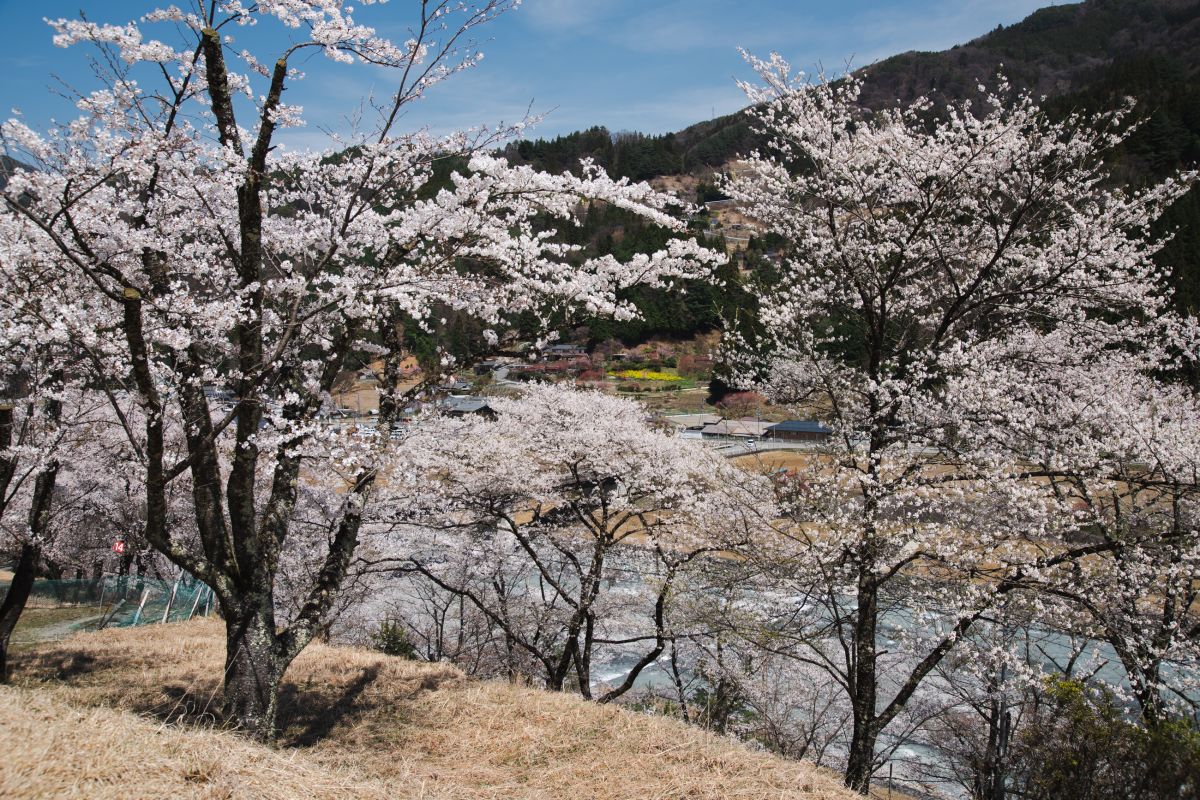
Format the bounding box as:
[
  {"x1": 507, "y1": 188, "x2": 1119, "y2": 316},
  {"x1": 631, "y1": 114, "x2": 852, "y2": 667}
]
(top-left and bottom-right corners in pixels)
[{"x1": 731, "y1": 450, "x2": 819, "y2": 472}]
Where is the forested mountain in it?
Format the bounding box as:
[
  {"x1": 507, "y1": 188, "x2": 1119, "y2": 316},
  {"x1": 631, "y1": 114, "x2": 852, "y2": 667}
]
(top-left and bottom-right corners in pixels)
[
  {"x1": 507, "y1": 0, "x2": 1200, "y2": 314},
  {"x1": 860, "y1": 0, "x2": 1200, "y2": 311},
  {"x1": 856, "y1": 0, "x2": 1200, "y2": 108},
  {"x1": 0, "y1": 156, "x2": 29, "y2": 191},
  {"x1": 499, "y1": 115, "x2": 765, "y2": 183}
]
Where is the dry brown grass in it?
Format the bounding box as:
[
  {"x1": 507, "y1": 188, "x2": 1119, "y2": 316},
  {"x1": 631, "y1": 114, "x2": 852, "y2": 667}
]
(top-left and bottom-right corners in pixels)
[
  {"x1": 7, "y1": 620, "x2": 860, "y2": 800},
  {"x1": 0, "y1": 685, "x2": 392, "y2": 800}
]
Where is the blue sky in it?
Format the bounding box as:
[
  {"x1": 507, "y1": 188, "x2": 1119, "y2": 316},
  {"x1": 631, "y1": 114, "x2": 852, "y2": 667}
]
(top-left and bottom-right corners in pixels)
[{"x1": 0, "y1": 0, "x2": 1068, "y2": 148}]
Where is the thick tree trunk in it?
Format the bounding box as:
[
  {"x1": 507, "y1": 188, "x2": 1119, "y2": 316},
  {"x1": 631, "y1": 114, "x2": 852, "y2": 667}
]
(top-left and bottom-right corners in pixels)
[
  {"x1": 844, "y1": 710, "x2": 878, "y2": 794},
  {"x1": 222, "y1": 595, "x2": 285, "y2": 740},
  {"x1": 845, "y1": 565, "x2": 880, "y2": 794},
  {"x1": 0, "y1": 542, "x2": 37, "y2": 682}
]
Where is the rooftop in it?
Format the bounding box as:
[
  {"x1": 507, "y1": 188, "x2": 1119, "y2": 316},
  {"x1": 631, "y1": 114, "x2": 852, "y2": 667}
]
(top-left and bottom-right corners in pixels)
[
  {"x1": 768, "y1": 420, "x2": 833, "y2": 434},
  {"x1": 659, "y1": 413, "x2": 722, "y2": 429},
  {"x1": 440, "y1": 396, "x2": 493, "y2": 415},
  {"x1": 701, "y1": 419, "x2": 774, "y2": 438}
]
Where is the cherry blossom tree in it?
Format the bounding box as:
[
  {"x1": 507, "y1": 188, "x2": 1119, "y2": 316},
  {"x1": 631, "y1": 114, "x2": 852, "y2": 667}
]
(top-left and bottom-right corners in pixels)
[
  {"x1": 0, "y1": 379, "x2": 165, "y2": 679},
  {"x1": 0, "y1": 211, "x2": 66, "y2": 679},
  {"x1": 984, "y1": 366, "x2": 1200, "y2": 726},
  {"x1": 722, "y1": 54, "x2": 1198, "y2": 793},
  {"x1": 912, "y1": 624, "x2": 1048, "y2": 800},
  {"x1": 0, "y1": 385, "x2": 66, "y2": 680},
  {"x1": 379, "y1": 383, "x2": 774, "y2": 701},
  {"x1": 696, "y1": 633, "x2": 851, "y2": 768},
  {"x1": 0, "y1": 2, "x2": 722, "y2": 738},
  {"x1": 0, "y1": 234, "x2": 129, "y2": 678}
]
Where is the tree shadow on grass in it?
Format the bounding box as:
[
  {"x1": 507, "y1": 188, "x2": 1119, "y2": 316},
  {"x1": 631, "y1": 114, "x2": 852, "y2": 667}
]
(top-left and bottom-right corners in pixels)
[
  {"x1": 276, "y1": 664, "x2": 455, "y2": 749},
  {"x1": 13, "y1": 643, "x2": 224, "y2": 726},
  {"x1": 14, "y1": 649, "x2": 99, "y2": 681},
  {"x1": 160, "y1": 682, "x2": 224, "y2": 725},
  {"x1": 15, "y1": 638, "x2": 454, "y2": 750},
  {"x1": 278, "y1": 664, "x2": 382, "y2": 746}
]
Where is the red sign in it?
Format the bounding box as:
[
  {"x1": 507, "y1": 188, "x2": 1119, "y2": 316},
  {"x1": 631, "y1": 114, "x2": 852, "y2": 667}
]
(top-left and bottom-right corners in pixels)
[{"x1": 112, "y1": 540, "x2": 126, "y2": 554}]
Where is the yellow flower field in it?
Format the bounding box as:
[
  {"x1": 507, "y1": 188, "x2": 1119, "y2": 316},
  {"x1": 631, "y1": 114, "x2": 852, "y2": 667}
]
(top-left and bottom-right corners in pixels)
[{"x1": 609, "y1": 369, "x2": 683, "y2": 382}]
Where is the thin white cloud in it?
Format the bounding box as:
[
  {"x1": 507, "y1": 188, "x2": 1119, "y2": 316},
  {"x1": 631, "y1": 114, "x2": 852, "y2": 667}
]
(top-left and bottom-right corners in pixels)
[
  {"x1": 521, "y1": 0, "x2": 631, "y2": 33},
  {"x1": 580, "y1": 0, "x2": 1073, "y2": 59},
  {"x1": 836, "y1": 0, "x2": 1074, "y2": 63},
  {"x1": 262, "y1": 0, "x2": 1081, "y2": 149}
]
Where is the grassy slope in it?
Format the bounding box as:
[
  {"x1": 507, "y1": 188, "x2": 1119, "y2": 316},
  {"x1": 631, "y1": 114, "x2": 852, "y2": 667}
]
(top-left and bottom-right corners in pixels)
[
  {"x1": 9, "y1": 606, "x2": 106, "y2": 647},
  {"x1": 0, "y1": 686, "x2": 391, "y2": 800},
  {"x1": 5, "y1": 619, "x2": 858, "y2": 800}
]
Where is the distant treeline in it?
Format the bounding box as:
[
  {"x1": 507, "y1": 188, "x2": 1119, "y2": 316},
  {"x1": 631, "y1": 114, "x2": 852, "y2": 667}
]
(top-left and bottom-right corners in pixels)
[
  {"x1": 1048, "y1": 52, "x2": 1200, "y2": 313},
  {"x1": 500, "y1": 117, "x2": 766, "y2": 182}
]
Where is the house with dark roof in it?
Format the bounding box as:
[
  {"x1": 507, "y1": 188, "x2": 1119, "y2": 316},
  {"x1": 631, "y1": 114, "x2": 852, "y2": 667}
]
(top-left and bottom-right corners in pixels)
[
  {"x1": 766, "y1": 420, "x2": 832, "y2": 442},
  {"x1": 439, "y1": 395, "x2": 497, "y2": 419},
  {"x1": 540, "y1": 343, "x2": 588, "y2": 361},
  {"x1": 474, "y1": 358, "x2": 509, "y2": 375}
]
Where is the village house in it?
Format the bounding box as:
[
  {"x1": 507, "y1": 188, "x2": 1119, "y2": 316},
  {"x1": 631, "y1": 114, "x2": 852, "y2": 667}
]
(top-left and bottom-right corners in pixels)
[
  {"x1": 474, "y1": 358, "x2": 511, "y2": 375},
  {"x1": 659, "y1": 413, "x2": 722, "y2": 439},
  {"x1": 700, "y1": 419, "x2": 774, "y2": 441},
  {"x1": 766, "y1": 420, "x2": 833, "y2": 442},
  {"x1": 508, "y1": 356, "x2": 591, "y2": 378},
  {"x1": 439, "y1": 395, "x2": 497, "y2": 419},
  {"x1": 540, "y1": 343, "x2": 588, "y2": 360}
]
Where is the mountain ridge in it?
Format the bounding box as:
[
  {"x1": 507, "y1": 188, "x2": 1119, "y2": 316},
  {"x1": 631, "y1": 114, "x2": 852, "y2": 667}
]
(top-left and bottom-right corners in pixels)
[{"x1": 505, "y1": 0, "x2": 1200, "y2": 312}]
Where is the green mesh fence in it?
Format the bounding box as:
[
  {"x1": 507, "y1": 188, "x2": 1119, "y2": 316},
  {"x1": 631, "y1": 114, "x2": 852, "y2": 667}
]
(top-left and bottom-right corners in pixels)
[
  {"x1": 0, "y1": 574, "x2": 215, "y2": 641},
  {"x1": 97, "y1": 575, "x2": 215, "y2": 628}
]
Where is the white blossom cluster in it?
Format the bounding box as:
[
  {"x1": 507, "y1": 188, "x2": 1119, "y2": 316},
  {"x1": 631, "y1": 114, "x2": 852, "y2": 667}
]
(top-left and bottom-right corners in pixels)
[
  {"x1": 362, "y1": 384, "x2": 775, "y2": 698},
  {"x1": 0, "y1": 1, "x2": 723, "y2": 722},
  {"x1": 715, "y1": 52, "x2": 1200, "y2": 790}
]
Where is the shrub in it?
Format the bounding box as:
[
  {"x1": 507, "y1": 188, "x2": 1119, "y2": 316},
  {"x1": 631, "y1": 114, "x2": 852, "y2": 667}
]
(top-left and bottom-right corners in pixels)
[
  {"x1": 370, "y1": 619, "x2": 418, "y2": 659},
  {"x1": 677, "y1": 354, "x2": 713, "y2": 378},
  {"x1": 1009, "y1": 679, "x2": 1200, "y2": 800}
]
